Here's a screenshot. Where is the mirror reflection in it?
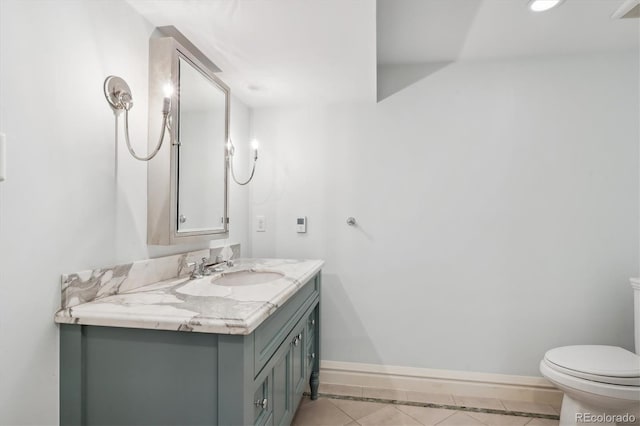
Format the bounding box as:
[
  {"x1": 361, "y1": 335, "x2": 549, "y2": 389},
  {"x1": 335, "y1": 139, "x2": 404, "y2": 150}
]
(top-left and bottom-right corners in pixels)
[{"x1": 177, "y1": 57, "x2": 227, "y2": 232}]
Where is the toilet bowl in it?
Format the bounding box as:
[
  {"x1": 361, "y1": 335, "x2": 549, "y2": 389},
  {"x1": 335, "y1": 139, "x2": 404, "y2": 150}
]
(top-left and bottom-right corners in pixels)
[
  {"x1": 540, "y1": 279, "x2": 640, "y2": 426},
  {"x1": 540, "y1": 345, "x2": 639, "y2": 425}
]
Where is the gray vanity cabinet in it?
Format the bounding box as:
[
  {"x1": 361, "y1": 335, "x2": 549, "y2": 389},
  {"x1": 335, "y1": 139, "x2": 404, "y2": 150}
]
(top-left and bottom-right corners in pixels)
[{"x1": 59, "y1": 273, "x2": 321, "y2": 426}]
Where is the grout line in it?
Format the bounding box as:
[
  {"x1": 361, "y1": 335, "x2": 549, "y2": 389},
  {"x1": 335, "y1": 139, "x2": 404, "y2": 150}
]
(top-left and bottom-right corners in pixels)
[
  {"x1": 399, "y1": 403, "x2": 457, "y2": 426},
  {"x1": 395, "y1": 405, "x2": 433, "y2": 425},
  {"x1": 304, "y1": 392, "x2": 560, "y2": 421},
  {"x1": 498, "y1": 398, "x2": 508, "y2": 411},
  {"x1": 451, "y1": 394, "x2": 460, "y2": 407},
  {"x1": 325, "y1": 398, "x2": 359, "y2": 423},
  {"x1": 435, "y1": 412, "x2": 480, "y2": 426}
]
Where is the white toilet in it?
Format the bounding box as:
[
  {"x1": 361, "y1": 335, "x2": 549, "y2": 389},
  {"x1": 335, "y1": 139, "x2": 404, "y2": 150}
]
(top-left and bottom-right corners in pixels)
[{"x1": 540, "y1": 279, "x2": 640, "y2": 426}]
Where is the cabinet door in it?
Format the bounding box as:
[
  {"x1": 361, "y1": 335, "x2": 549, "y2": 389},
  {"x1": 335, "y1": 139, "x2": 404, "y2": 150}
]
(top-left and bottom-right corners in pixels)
[
  {"x1": 272, "y1": 346, "x2": 292, "y2": 426},
  {"x1": 306, "y1": 310, "x2": 316, "y2": 372},
  {"x1": 253, "y1": 375, "x2": 272, "y2": 426},
  {"x1": 291, "y1": 327, "x2": 306, "y2": 398},
  {"x1": 306, "y1": 336, "x2": 315, "y2": 373}
]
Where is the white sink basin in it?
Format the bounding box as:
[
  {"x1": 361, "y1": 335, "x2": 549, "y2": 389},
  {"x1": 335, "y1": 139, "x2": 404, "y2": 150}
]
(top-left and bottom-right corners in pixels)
[{"x1": 212, "y1": 270, "x2": 284, "y2": 286}]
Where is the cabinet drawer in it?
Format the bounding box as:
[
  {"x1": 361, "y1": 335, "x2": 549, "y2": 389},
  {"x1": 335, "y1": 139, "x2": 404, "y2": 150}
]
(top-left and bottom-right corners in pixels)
[{"x1": 254, "y1": 275, "x2": 319, "y2": 376}]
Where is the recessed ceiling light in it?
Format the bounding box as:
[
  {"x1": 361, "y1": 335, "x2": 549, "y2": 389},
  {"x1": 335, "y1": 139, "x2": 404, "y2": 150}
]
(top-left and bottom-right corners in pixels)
[{"x1": 529, "y1": 0, "x2": 564, "y2": 12}]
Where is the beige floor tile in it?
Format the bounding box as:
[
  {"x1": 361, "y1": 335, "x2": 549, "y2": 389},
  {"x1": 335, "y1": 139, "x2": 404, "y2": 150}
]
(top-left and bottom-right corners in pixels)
[
  {"x1": 525, "y1": 418, "x2": 559, "y2": 426},
  {"x1": 467, "y1": 412, "x2": 532, "y2": 426},
  {"x1": 362, "y1": 387, "x2": 408, "y2": 401},
  {"x1": 358, "y1": 405, "x2": 422, "y2": 426},
  {"x1": 406, "y1": 391, "x2": 455, "y2": 405},
  {"x1": 297, "y1": 396, "x2": 313, "y2": 410},
  {"x1": 452, "y1": 396, "x2": 505, "y2": 410},
  {"x1": 396, "y1": 405, "x2": 457, "y2": 425},
  {"x1": 437, "y1": 412, "x2": 486, "y2": 425},
  {"x1": 319, "y1": 383, "x2": 364, "y2": 397},
  {"x1": 345, "y1": 422, "x2": 361, "y2": 426},
  {"x1": 292, "y1": 397, "x2": 354, "y2": 426},
  {"x1": 330, "y1": 398, "x2": 387, "y2": 420},
  {"x1": 501, "y1": 400, "x2": 557, "y2": 416}
]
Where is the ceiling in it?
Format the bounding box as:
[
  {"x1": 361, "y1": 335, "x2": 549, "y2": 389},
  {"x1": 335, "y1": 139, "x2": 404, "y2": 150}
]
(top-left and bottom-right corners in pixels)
[
  {"x1": 127, "y1": 0, "x2": 376, "y2": 107},
  {"x1": 377, "y1": 0, "x2": 639, "y2": 64},
  {"x1": 128, "y1": 0, "x2": 638, "y2": 107}
]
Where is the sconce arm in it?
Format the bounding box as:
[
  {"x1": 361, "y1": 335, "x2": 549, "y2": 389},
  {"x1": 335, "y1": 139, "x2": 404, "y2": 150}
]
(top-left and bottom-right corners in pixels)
[
  {"x1": 122, "y1": 109, "x2": 169, "y2": 162},
  {"x1": 228, "y1": 138, "x2": 258, "y2": 185}
]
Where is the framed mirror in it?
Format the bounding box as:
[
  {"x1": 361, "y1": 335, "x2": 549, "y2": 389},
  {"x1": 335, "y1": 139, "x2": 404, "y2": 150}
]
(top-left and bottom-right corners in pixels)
[
  {"x1": 147, "y1": 26, "x2": 230, "y2": 245},
  {"x1": 176, "y1": 56, "x2": 227, "y2": 233}
]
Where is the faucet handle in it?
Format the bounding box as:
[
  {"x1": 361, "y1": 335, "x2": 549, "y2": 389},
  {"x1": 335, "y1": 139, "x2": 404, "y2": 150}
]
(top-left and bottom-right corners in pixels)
[
  {"x1": 200, "y1": 257, "x2": 212, "y2": 276},
  {"x1": 187, "y1": 262, "x2": 198, "y2": 279}
]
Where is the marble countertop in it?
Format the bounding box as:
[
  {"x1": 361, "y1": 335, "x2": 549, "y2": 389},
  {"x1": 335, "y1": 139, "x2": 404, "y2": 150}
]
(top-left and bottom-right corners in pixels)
[{"x1": 55, "y1": 258, "x2": 323, "y2": 335}]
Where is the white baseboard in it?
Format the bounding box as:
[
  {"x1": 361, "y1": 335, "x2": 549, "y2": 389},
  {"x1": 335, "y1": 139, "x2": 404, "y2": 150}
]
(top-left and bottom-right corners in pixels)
[{"x1": 319, "y1": 360, "x2": 563, "y2": 406}]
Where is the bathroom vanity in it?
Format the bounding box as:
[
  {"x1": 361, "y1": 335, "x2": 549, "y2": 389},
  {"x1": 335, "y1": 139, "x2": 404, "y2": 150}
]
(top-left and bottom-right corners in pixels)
[{"x1": 55, "y1": 255, "x2": 323, "y2": 426}]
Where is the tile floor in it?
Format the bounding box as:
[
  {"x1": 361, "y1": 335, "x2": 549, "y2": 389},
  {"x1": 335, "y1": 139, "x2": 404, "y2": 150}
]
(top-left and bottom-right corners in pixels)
[
  {"x1": 292, "y1": 396, "x2": 560, "y2": 426},
  {"x1": 291, "y1": 384, "x2": 561, "y2": 426}
]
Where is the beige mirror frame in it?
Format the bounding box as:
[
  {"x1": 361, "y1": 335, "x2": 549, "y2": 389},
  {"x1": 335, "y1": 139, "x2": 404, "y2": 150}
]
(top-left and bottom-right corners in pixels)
[{"x1": 147, "y1": 26, "x2": 230, "y2": 245}]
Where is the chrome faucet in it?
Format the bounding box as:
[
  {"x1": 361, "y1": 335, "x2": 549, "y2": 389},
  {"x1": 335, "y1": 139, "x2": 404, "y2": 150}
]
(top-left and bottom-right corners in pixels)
[
  {"x1": 205, "y1": 255, "x2": 234, "y2": 272},
  {"x1": 186, "y1": 259, "x2": 204, "y2": 279},
  {"x1": 187, "y1": 256, "x2": 234, "y2": 279}
]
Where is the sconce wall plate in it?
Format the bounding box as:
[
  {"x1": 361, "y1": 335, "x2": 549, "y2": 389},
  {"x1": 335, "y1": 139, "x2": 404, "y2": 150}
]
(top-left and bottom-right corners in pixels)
[{"x1": 104, "y1": 76, "x2": 132, "y2": 114}]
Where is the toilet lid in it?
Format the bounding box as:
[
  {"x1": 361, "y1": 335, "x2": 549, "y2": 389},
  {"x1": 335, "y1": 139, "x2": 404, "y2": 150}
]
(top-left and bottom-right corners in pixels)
[{"x1": 544, "y1": 345, "x2": 640, "y2": 386}]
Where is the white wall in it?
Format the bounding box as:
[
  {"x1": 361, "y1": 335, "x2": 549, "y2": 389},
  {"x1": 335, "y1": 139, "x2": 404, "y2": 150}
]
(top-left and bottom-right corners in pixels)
[
  {"x1": 250, "y1": 52, "x2": 639, "y2": 376},
  {"x1": 0, "y1": 1, "x2": 250, "y2": 424},
  {"x1": 228, "y1": 97, "x2": 252, "y2": 255}
]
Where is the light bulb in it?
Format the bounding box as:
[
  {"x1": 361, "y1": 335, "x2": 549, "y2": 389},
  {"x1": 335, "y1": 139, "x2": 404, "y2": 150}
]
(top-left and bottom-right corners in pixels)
[
  {"x1": 162, "y1": 82, "x2": 174, "y2": 98},
  {"x1": 251, "y1": 139, "x2": 259, "y2": 160},
  {"x1": 529, "y1": 0, "x2": 563, "y2": 12},
  {"x1": 161, "y1": 83, "x2": 173, "y2": 114}
]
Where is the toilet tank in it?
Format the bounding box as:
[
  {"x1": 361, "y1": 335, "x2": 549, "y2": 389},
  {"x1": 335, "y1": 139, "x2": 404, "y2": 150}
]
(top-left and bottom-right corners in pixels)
[{"x1": 632, "y1": 278, "x2": 640, "y2": 354}]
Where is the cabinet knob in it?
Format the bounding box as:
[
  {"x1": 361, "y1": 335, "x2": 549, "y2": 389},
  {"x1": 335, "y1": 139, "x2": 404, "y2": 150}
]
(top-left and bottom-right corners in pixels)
[
  {"x1": 254, "y1": 398, "x2": 268, "y2": 409},
  {"x1": 293, "y1": 336, "x2": 300, "y2": 346},
  {"x1": 309, "y1": 352, "x2": 316, "y2": 359},
  {"x1": 311, "y1": 319, "x2": 315, "y2": 326}
]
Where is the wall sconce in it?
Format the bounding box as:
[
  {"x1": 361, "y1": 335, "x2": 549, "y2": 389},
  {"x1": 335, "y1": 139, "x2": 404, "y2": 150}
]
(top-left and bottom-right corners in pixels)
[
  {"x1": 103, "y1": 75, "x2": 172, "y2": 161},
  {"x1": 227, "y1": 138, "x2": 259, "y2": 185}
]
